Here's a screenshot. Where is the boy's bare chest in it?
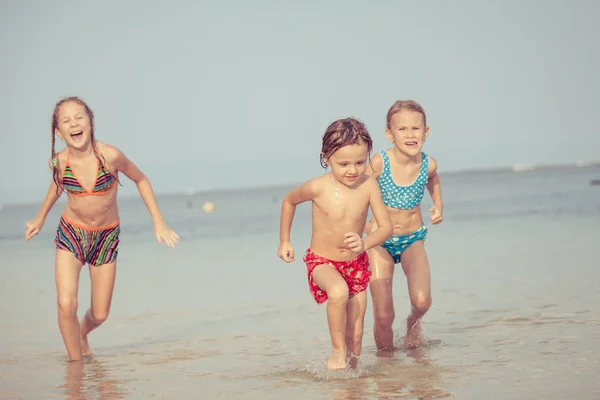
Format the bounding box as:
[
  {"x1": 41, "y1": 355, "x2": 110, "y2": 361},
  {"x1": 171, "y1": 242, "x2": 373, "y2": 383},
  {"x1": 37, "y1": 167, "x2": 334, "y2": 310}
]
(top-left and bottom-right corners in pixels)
[{"x1": 314, "y1": 193, "x2": 369, "y2": 221}]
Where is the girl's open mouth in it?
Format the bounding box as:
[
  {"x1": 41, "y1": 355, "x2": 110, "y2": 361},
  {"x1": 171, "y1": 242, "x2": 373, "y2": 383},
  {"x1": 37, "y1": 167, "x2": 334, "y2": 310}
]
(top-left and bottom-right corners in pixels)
[{"x1": 70, "y1": 131, "x2": 83, "y2": 140}]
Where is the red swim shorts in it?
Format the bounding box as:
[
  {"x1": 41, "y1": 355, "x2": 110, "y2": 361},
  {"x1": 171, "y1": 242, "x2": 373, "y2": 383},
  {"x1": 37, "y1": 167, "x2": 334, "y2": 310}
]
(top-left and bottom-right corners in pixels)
[{"x1": 303, "y1": 248, "x2": 371, "y2": 305}]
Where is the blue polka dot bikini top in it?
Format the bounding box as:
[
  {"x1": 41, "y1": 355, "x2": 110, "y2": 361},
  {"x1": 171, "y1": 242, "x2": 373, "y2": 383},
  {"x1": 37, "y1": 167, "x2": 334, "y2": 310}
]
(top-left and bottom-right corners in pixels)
[{"x1": 377, "y1": 149, "x2": 429, "y2": 210}]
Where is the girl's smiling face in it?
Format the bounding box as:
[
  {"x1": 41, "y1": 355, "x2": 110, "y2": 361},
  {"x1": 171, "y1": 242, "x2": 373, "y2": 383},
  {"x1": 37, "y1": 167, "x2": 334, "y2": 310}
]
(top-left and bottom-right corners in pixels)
[{"x1": 55, "y1": 101, "x2": 92, "y2": 150}]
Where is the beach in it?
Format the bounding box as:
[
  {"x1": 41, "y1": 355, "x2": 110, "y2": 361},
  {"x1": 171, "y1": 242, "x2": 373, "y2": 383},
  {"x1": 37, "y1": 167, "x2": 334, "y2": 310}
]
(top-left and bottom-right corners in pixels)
[{"x1": 1, "y1": 165, "x2": 599, "y2": 399}]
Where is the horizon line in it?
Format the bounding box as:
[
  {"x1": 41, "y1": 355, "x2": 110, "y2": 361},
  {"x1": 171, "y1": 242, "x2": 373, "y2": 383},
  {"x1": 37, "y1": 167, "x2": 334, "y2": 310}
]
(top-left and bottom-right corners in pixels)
[{"x1": 1, "y1": 159, "x2": 599, "y2": 208}]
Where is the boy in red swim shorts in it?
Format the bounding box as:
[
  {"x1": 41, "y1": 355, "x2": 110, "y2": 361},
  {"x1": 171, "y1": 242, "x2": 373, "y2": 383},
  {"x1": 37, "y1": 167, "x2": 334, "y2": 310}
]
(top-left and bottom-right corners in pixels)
[
  {"x1": 277, "y1": 117, "x2": 392, "y2": 370},
  {"x1": 304, "y1": 249, "x2": 370, "y2": 305}
]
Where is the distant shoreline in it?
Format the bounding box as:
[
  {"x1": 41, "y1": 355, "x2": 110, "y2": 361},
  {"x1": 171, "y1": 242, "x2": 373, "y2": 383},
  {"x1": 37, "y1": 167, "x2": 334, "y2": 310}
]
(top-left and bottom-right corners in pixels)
[
  {"x1": 444, "y1": 159, "x2": 600, "y2": 175},
  {"x1": 166, "y1": 160, "x2": 600, "y2": 198},
  {"x1": 2, "y1": 161, "x2": 599, "y2": 208}
]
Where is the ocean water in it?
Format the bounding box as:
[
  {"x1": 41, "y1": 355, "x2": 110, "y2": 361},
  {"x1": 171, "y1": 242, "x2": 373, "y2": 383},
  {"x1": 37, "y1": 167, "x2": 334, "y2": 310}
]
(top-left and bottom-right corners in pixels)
[{"x1": 1, "y1": 166, "x2": 599, "y2": 399}]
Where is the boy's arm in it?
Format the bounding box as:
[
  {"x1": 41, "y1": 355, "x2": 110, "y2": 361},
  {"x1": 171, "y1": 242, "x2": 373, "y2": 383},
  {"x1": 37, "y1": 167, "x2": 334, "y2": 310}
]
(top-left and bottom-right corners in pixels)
[
  {"x1": 363, "y1": 179, "x2": 393, "y2": 250},
  {"x1": 279, "y1": 179, "x2": 320, "y2": 243},
  {"x1": 363, "y1": 153, "x2": 384, "y2": 234}
]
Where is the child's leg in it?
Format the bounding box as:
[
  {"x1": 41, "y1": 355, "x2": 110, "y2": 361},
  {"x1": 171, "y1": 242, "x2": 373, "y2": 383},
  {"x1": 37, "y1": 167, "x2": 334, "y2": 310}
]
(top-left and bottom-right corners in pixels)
[
  {"x1": 79, "y1": 261, "x2": 117, "y2": 356},
  {"x1": 400, "y1": 240, "x2": 431, "y2": 348},
  {"x1": 345, "y1": 290, "x2": 367, "y2": 367},
  {"x1": 311, "y1": 264, "x2": 350, "y2": 370},
  {"x1": 367, "y1": 246, "x2": 396, "y2": 351},
  {"x1": 55, "y1": 249, "x2": 84, "y2": 361}
]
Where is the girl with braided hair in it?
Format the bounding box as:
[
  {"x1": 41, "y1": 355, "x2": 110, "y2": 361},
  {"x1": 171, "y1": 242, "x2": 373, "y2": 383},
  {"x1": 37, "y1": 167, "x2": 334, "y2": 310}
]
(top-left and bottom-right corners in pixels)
[{"x1": 25, "y1": 96, "x2": 179, "y2": 361}]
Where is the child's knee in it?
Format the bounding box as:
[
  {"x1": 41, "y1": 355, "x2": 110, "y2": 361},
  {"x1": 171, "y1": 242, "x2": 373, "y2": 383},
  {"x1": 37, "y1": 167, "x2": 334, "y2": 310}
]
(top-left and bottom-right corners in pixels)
[
  {"x1": 57, "y1": 297, "x2": 78, "y2": 318},
  {"x1": 327, "y1": 283, "x2": 349, "y2": 305},
  {"x1": 412, "y1": 291, "x2": 431, "y2": 314},
  {"x1": 91, "y1": 309, "x2": 110, "y2": 324}
]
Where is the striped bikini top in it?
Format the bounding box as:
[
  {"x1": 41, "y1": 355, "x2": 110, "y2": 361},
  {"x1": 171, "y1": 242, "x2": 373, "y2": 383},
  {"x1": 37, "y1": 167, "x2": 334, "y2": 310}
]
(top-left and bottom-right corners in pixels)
[
  {"x1": 377, "y1": 150, "x2": 429, "y2": 210},
  {"x1": 54, "y1": 152, "x2": 117, "y2": 197}
]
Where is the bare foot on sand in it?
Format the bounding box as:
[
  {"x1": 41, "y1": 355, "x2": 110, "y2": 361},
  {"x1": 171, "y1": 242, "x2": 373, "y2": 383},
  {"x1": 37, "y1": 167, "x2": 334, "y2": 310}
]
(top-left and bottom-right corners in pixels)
[
  {"x1": 403, "y1": 317, "x2": 424, "y2": 349},
  {"x1": 80, "y1": 335, "x2": 92, "y2": 357},
  {"x1": 328, "y1": 348, "x2": 347, "y2": 370}
]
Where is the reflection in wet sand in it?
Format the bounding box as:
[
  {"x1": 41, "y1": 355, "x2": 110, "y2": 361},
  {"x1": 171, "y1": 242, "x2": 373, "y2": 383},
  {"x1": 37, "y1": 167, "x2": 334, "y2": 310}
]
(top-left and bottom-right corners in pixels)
[
  {"x1": 59, "y1": 358, "x2": 127, "y2": 400},
  {"x1": 333, "y1": 347, "x2": 454, "y2": 400}
]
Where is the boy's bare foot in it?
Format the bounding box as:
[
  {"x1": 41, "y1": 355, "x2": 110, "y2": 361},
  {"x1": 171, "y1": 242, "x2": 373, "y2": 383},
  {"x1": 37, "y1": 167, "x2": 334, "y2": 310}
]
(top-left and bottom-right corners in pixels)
[
  {"x1": 80, "y1": 336, "x2": 92, "y2": 357},
  {"x1": 347, "y1": 354, "x2": 360, "y2": 370},
  {"x1": 403, "y1": 317, "x2": 424, "y2": 349},
  {"x1": 328, "y1": 348, "x2": 347, "y2": 370}
]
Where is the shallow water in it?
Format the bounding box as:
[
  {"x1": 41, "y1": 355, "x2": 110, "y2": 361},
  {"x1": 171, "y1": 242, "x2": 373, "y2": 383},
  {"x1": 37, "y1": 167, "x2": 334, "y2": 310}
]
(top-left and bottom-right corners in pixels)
[{"x1": 1, "y1": 166, "x2": 599, "y2": 399}]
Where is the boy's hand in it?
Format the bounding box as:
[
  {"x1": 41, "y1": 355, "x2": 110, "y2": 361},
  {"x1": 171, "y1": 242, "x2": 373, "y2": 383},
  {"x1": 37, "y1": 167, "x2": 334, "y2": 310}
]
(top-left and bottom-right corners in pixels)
[{"x1": 344, "y1": 232, "x2": 365, "y2": 253}]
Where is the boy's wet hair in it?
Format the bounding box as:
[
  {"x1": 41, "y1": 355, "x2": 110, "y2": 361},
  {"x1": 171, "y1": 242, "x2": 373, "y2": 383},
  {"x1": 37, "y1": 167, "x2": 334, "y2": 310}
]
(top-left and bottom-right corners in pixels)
[
  {"x1": 320, "y1": 117, "x2": 373, "y2": 169},
  {"x1": 50, "y1": 96, "x2": 117, "y2": 195},
  {"x1": 386, "y1": 100, "x2": 427, "y2": 128}
]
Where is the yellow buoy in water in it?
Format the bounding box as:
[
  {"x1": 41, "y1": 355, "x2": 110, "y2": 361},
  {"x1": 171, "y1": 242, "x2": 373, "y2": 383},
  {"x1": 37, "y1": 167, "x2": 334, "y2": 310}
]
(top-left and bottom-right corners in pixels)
[{"x1": 202, "y1": 201, "x2": 215, "y2": 213}]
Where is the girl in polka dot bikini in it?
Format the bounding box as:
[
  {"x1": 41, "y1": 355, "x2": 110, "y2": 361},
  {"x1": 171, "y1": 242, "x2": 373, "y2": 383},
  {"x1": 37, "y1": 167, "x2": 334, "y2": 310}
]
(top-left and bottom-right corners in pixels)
[{"x1": 365, "y1": 100, "x2": 444, "y2": 350}]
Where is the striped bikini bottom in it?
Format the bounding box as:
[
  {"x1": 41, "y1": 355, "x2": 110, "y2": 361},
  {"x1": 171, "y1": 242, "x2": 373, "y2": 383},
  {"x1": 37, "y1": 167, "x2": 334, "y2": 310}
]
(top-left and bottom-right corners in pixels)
[{"x1": 55, "y1": 215, "x2": 120, "y2": 267}]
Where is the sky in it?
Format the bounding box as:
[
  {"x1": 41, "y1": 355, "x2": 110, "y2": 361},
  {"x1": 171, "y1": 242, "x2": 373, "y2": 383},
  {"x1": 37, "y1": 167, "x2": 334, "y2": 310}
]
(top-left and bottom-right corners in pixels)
[{"x1": 1, "y1": 0, "x2": 599, "y2": 204}]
